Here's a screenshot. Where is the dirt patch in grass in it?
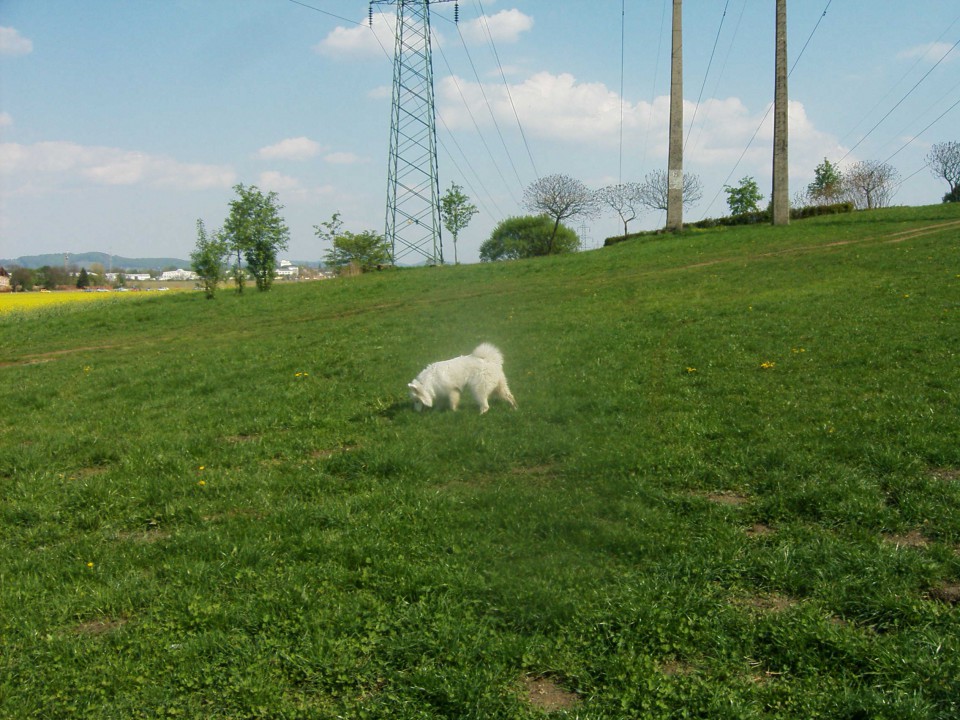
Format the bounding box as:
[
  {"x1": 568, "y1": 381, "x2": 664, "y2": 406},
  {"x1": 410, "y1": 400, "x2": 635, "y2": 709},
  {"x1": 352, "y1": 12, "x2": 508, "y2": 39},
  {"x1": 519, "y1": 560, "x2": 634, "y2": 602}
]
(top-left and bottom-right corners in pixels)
[
  {"x1": 74, "y1": 617, "x2": 128, "y2": 635},
  {"x1": 310, "y1": 444, "x2": 358, "y2": 460},
  {"x1": 118, "y1": 527, "x2": 171, "y2": 544},
  {"x1": 745, "y1": 523, "x2": 775, "y2": 538},
  {"x1": 883, "y1": 530, "x2": 930, "y2": 549},
  {"x1": 928, "y1": 583, "x2": 960, "y2": 605},
  {"x1": 736, "y1": 593, "x2": 796, "y2": 613},
  {"x1": 700, "y1": 491, "x2": 750, "y2": 506},
  {"x1": 522, "y1": 676, "x2": 579, "y2": 713},
  {"x1": 931, "y1": 468, "x2": 960, "y2": 482},
  {"x1": 661, "y1": 659, "x2": 695, "y2": 677}
]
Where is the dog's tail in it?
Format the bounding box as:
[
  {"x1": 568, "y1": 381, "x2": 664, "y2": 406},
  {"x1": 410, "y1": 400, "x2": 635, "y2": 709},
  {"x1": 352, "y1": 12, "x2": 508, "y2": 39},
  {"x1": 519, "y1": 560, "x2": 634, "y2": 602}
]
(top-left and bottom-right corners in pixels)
[{"x1": 471, "y1": 343, "x2": 503, "y2": 364}]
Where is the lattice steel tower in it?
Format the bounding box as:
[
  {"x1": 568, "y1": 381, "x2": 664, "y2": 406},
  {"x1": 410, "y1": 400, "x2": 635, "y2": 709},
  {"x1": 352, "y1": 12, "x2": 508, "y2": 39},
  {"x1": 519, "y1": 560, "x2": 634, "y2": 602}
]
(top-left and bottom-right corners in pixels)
[{"x1": 371, "y1": 0, "x2": 458, "y2": 265}]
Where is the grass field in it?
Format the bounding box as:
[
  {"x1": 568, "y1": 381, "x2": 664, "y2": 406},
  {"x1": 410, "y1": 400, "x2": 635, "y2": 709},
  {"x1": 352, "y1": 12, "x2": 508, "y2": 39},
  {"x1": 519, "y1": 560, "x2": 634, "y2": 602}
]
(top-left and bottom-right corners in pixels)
[{"x1": 1, "y1": 204, "x2": 958, "y2": 718}]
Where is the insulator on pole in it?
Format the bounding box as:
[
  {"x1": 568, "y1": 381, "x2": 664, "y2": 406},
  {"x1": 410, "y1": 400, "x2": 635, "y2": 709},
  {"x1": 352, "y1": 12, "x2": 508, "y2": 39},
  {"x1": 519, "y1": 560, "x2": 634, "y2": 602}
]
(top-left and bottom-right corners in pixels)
[
  {"x1": 369, "y1": 3, "x2": 374, "y2": 27},
  {"x1": 454, "y1": 3, "x2": 459, "y2": 23}
]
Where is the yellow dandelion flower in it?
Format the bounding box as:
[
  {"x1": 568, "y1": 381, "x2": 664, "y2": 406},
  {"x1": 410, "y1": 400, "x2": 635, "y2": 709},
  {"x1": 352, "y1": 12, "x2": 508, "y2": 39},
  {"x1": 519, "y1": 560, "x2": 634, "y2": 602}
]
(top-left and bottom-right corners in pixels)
[
  {"x1": 685, "y1": 367, "x2": 697, "y2": 374},
  {"x1": 197, "y1": 480, "x2": 206, "y2": 486},
  {"x1": 760, "y1": 361, "x2": 776, "y2": 370},
  {"x1": 86, "y1": 562, "x2": 94, "y2": 568}
]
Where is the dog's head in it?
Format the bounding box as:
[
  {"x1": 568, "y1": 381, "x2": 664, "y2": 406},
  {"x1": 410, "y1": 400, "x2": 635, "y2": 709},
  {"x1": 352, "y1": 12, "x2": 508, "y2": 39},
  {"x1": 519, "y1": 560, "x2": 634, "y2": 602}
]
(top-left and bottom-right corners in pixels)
[{"x1": 407, "y1": 380, "x2": 432, "y2": 411}]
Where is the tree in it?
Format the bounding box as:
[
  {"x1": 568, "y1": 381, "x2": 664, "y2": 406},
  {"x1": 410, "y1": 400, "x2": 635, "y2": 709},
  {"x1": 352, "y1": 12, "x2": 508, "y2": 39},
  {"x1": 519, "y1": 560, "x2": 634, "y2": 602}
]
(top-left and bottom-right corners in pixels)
[
  {"x1": 315, "y1": 212, "x2": 391, "y2": 273},
  {"x1": 36, "y1": 265, "x2": 70, "y2": 290},
  {"x1": 439, "y1": 182, "x2": 478, "y2": 264},
  {"x1": 190, "y1": 219, "x2": 230, "y2": 299},
  {"x1": 842, "y1": 161, "x2": 899, "y2": 210},
  {"x1": 806, "y1": 157, "x2": 843, "y2": 205},
  {"x1": 522, "y1": 174, "x2": 597, "y2": 254},
  {"x1": 637, "y1": 169, "x2": 703, "y2": 213},
  {"x1": 76, "y1": 267, "x2": 90, "y2": 289},
  {"x1": 223, "y1": 183, "x2": 289, "y2": 292},
  {"x1": 479, "y1": 215, "x2": 580, "y2": 261},
  {"x1": 724, "y1": 176, "x2": 764, "y2": 216},
  {"x1": 596, "y1": 182, "x2": 645, "y2": 239},
  {"x1": 926, "y1": 141, "x2": 960, "y2": 202},
  {"x1": 10, "y1": 266, "x2": 33, "y2": 292}
]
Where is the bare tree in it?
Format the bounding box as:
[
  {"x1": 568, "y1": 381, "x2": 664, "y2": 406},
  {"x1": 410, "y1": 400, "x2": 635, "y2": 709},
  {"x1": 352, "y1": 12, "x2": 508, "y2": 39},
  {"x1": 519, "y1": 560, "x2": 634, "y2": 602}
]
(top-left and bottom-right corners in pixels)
[
  {"x1": 842, "y1": 161, "x2": 900, "y2": 210},
  {"x1": 596, "y1": 182, "x2": 645, "y2": 239},
  {"x1": 926, "y1": 141, "x2": 960, "y2": 200},
  {"x1": 523, "y1": 174, "x2": 598, "y2": 254},
  {"x1": 638, "y1": 169, "x2": 703, "y2": 213}
]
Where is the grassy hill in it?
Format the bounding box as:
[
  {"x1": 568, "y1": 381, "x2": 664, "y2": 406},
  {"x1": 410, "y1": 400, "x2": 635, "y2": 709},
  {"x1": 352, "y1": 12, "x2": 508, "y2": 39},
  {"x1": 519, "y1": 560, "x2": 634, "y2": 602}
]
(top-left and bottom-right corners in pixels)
[{"x1": 2, "y1": 204, "x2": 958, "y2": 718}]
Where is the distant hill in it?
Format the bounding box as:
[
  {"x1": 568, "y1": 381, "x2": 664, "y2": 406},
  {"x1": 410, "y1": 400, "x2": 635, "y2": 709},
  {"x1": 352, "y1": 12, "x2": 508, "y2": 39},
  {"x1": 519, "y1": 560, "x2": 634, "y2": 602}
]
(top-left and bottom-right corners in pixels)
[
  {"x1": 0, "y1": 252, "x2": 326, "y2": 271},
  {"x1": 0, "y1": 252, "x2": 192, "y2": 272}
]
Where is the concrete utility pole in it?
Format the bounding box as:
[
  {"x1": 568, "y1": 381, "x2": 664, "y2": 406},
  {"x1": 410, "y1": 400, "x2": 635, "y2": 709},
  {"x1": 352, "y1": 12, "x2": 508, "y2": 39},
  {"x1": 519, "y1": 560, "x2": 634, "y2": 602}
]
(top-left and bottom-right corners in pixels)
[
  {"x1": 666, "y1": 0, "x2": 683, "y2": 231},
  {"x1": 772, "y1": 0, "x2": 789, "y2": 225}
]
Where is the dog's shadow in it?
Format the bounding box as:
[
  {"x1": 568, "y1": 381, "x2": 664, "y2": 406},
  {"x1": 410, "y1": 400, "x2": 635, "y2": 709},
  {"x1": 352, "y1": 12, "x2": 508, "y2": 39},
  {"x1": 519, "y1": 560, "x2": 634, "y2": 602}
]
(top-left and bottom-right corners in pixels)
[{"x1": 371, "y1": 399, "x2": 416, "y2": 421}]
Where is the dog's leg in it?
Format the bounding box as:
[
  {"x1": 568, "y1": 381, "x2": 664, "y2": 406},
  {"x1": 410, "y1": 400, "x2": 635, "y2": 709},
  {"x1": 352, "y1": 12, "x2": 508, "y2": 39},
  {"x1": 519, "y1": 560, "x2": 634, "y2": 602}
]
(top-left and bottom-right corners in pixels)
[
  {"x1": 497, "y1": 379, "x2": 518, "y2": 409},
  {"x1": 448, "y1": 388, "x2": 461, "y2": 411}
]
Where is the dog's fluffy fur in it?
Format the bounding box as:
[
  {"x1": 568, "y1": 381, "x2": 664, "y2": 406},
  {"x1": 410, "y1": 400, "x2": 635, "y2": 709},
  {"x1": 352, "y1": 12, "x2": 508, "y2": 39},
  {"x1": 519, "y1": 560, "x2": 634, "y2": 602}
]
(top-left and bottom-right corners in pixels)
[{"x1": 408, "y1": 343, "x2": 517, "y2": 414}]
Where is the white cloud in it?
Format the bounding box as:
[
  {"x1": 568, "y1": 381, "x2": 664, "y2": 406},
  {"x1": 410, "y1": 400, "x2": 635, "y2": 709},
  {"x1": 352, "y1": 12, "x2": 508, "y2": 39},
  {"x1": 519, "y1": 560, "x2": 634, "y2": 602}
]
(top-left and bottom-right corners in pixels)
[
  {"x1": 324, "y1": 151, "x2": 364, "y2": 165},
  {"x1": 314, "y1": 14, "x2": 394, "y2": 58},
  {"x1": 458, "y1": 9, "x2": 533, "y2": 45},
  {"x1": 0, "y1": 141, "x2": 236, "y2": 192},
  {"x1": 0, "y1": 112, "x2": 12, "y2": 128},
  {"x1": 897, "y1": 41, "x2": 957, "y2": 63},
  {"x1": 256, "y1": 136, "x2": 322, "y2": 161},
  {"x1": 0, "y1": 26, "x2": 33, "y2": 56},
  {"x1": 258, "y1": 170, "x2": 301, "y2": 192}
]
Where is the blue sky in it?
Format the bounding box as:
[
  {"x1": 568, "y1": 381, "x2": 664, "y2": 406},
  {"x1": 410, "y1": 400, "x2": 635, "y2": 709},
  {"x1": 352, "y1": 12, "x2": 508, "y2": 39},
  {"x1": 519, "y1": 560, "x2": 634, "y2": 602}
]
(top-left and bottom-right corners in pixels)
[{"x1": 1, "y1": 1, "x2": 958, "y2": 264}]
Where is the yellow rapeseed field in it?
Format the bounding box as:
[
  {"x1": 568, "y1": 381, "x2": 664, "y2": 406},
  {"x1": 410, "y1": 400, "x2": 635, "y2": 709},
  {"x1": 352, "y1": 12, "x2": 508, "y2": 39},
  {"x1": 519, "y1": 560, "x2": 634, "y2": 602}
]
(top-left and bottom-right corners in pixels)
[{"x1": 0, "y1": 290, "x2": 154, "y2": 315}]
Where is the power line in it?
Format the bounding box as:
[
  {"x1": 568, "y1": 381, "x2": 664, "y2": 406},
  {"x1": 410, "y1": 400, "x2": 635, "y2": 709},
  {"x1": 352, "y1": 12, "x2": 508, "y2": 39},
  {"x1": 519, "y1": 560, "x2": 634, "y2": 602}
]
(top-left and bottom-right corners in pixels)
[
  {"x1": 618, "y1": 0, "x2": 626, "y2": 184},
  {"x1": 839, "y1": 36, "x2": 960, "y2": 163},
  {"x1": 432, "y1": 26, "x2": 520, "y2": 207},
  {"x1": 701, "y1": 0, "x2": 834, "y2": 218},
  {"x1": 473, "y1": 0, "x2": 539, "y2": 180},
  {"x1": 284, "y1": 0, "x2": 362, "y2": 26},
  {"x1": 837, "y1": 10, "x2": 960, "y2": 149},
  {"x1": 882, "y1": 92, "x2": 960, "y2": 166},
  {"x1": 684, "y1": 0, "x2": 730, "y2": 152}
]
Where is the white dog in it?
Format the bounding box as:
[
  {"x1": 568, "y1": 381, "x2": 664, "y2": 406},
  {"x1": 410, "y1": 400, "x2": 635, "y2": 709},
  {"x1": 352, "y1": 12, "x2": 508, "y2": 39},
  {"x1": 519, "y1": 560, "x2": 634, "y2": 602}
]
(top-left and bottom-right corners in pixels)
[{"x1": 408, "y1": 343, "x2": 517, "y2": 414}]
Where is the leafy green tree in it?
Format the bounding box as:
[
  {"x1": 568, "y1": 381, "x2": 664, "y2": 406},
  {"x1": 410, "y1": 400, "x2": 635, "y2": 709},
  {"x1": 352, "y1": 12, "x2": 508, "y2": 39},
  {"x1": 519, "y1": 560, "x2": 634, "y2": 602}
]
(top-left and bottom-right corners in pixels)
[
  {"x1": 724, "y1": 176, "x2": 764, "y2": 216},
  {"x1": 315, "y1": 212, "x2": 391, "y2": 273},
  {"x1": 10, "y1": 266, "x2": 34, "y2": 292},
  {"x1": 479, "y1": 215, "x2": 580, "y2": 261},
  {"x1": 440, "y1": 182, "x2": 478, "y2": 264},
  {"x1": 223, "y1": 183, "x2": 289, "y2": 292},
  {"x1": 190, "y1": 219, "x2": 230, "y2": 299},
  {"x1": 36, "y1": 265, "x2": 70, "y2": 290},
  {"x1": 807, "y1": 158, "x2": 843, "y2": 205},
  {"x1": 76, "y1": 267, "x2": 90, "y2": 289}
]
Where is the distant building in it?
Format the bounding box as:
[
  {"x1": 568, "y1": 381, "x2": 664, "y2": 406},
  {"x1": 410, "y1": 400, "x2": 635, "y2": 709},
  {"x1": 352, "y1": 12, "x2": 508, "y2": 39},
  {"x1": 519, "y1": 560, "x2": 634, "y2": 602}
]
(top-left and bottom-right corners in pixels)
[
  {"x1": 276, "y1": 259, "x2": 300, "y2": 279},
  {"x1": 0, "y1": 267, "x2": 10, "y2": 292},
  {"x1": 159, "y1": 268, "x2": 199, "y2": 281}
]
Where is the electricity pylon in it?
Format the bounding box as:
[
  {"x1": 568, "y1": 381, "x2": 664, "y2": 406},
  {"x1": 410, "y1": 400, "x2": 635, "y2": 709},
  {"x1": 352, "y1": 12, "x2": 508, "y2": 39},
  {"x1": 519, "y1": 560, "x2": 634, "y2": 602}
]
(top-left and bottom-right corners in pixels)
[{"x1": 371, "y1": 0, "x2": 458, "y2": 265}]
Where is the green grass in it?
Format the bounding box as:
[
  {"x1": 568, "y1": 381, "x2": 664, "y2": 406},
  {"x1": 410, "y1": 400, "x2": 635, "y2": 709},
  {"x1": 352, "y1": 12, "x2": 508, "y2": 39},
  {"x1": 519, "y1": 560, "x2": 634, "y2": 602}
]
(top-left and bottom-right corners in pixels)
[{"x1": 2, "y1": 204, "x2": 959, "y2": 718}]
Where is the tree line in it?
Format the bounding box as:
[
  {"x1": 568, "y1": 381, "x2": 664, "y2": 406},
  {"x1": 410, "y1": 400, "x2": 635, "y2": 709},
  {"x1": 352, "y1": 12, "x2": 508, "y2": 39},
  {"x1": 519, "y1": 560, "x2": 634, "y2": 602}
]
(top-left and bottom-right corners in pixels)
[{"x1": 192, "y1": 142, "x2": 960, "y2": 294}]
